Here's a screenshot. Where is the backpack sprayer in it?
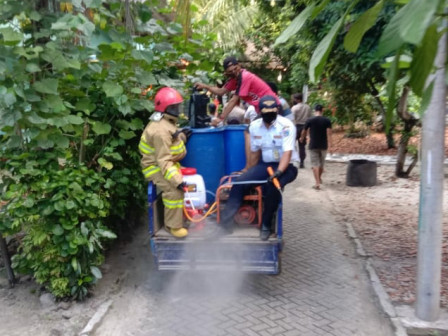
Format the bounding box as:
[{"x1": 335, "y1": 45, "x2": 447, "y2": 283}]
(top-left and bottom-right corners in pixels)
[{"x1": 188, "y1": 87, "x2": 211, "y2": 128}]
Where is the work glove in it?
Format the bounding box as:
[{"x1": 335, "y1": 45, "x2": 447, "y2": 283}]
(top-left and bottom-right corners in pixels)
[
  {"x1": 267, "y1": 169, "x2": 283, "y2": 183},
  {"x1": 181, "y1": 127, "x2": 192, "y2": 141},
  {"x1": 173, "y1": 128, "x2": 192, "y2": 143},
  {"x1": 177, "y1": 182, "x2": 187, "y2": 192}
]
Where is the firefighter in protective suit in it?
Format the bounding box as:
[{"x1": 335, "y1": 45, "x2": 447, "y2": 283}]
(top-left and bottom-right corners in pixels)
[{"x1": 139, "y1": 87, "x2": 191, "y2": 238}]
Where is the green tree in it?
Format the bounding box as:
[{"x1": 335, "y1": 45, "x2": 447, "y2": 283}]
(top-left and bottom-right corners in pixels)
[{"x1": 0, "y1": 0, "x2": 221, "y2": 299}]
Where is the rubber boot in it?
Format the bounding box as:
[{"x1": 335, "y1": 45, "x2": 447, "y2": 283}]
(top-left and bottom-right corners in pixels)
[{"x1": 169, "y1": 227, "x2": 188, "y2": 238}]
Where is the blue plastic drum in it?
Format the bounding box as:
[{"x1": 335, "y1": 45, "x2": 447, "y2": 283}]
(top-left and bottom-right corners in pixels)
[
  {"x1": 223, "y1": 125, "x2": 246, "y2": 175},
  {"x1": 181, "y1": 128, "x2": 225, "y2": 200}
]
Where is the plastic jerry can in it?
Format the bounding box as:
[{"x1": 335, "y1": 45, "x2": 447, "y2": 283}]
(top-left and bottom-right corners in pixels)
[{"x1": 181, "y1": 167, "x2": 206, "y2": 209}]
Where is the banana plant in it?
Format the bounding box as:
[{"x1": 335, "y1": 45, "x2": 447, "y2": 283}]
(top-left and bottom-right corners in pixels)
[{"x1": 275, "y1": 0, "x2": 443, "y2": 129}]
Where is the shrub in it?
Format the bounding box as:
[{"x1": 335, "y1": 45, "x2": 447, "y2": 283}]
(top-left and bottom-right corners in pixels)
[{"x1": 0, "y1": 153, "x2": 114, "y2": 299}]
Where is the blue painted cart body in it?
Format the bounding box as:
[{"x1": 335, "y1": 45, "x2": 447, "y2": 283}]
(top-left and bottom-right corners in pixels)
[{"x1": 147, "y1": 182, "x2": 283, "y2": 274}]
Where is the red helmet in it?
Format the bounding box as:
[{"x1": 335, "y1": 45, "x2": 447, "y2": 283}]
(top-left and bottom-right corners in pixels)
[{"x1": 154, "y1": 87, "x2": 183, "y2": 113}]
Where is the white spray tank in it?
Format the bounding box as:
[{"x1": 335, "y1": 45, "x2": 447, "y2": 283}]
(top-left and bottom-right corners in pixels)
[{"x1": 181, "y1": 167, "x2": 206, "y2": 209}]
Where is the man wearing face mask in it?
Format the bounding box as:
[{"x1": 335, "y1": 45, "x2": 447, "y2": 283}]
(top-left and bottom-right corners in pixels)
[
  {"x1": 215, "y1": 95, "x2": 299, "y2": 240},
  {"x1": 194, "y1": 56, "x2": 278, "y2": 126},
  {"x1": 139, "y1": 87, "x2": 192, "y2": 238},
  {"x1": 195, "y1": 56, "x2": 280, "y2": 172}
]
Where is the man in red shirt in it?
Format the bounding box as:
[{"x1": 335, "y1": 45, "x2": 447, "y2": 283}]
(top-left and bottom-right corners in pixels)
[
  {"x1": 195, "y1": 56, "x2": 278, "y2": 126},
  {"x1": 195, "y1": 56, "x2": 279, "y2": 171}
]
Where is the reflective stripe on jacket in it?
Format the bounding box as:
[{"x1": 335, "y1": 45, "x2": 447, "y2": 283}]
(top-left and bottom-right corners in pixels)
[{"x1": 139, "y1": 115, "x2": 186, "y2": 187}]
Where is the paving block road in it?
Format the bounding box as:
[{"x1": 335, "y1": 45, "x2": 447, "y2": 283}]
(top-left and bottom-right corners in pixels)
[{"x1": 94, "y1": 168, "x2": 395, "y2": 336}]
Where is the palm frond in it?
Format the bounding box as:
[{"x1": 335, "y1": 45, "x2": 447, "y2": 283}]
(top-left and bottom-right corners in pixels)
[{"x1": 211, "y1": 4, "x2": 259, "y2": 50}]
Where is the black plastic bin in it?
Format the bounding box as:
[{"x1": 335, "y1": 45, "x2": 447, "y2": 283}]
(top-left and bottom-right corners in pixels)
[{"x1": 346, "y1": 159, "x2": 377, "y2": 187}]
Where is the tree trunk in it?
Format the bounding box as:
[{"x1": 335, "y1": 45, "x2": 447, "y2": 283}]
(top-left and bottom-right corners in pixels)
[
  {"x1": 0, "y1": 234, "x2": 16, "y2": 287},
  {"x1": 395, "y1": 119, "x2": 417, "y2": 177},
  {"x1": 416, "y1": 20, "x2": 446, "y2": 321},
  {"x1": 395, "y1": 86, "x2": 418, "y2": 178},
  {"x1": 369, "y1": 84, "x2": 395, "y2": 148},
  {"x1": 385, "y1": 129, "x2": 395, "y2": 149},
  {"x1": 125, "y1": 0, "x2": 135, "y2": 34}
]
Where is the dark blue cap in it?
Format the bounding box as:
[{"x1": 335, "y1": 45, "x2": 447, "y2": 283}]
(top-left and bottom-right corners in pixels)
[{"x1": 258, "y1": 95, "x2": 279, "y2": 113}]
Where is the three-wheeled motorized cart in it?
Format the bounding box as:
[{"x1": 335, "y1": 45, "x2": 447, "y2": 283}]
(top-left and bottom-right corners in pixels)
[{"x1": 147, "y1": 125, "x2": 283, "y2": 275}]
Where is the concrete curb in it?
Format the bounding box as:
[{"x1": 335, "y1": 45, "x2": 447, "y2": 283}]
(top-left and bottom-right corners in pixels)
[
  {"x1": 344, "y1": 221, "x2": 407, "y2": 336},
  {"x1": 326, "y1": 160, "x2": 448, "y2": 335},
  {"x1": 79, "y1": 299, "x2": 113, "y2": 336},
  {"x1": 326, "y1": 154, "x2": 448, "y2": 166},
  {"x1": 345, "y1": 215, "x2": 448, "y2": 336},
  {"x1": 326, "y1": 184, "x2": 407, "y2": 336}
]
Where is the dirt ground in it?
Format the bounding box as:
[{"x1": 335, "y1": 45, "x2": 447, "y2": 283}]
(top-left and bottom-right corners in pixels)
[
  {"x1": 0, "y1": 128, "x2": 447, "y2": 336},
  {"x1": 327, "y1": 128, "x2": 448, "y2": 307}
]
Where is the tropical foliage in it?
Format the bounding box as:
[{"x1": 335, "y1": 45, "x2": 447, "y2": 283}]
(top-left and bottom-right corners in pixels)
[
  {"x1": 254, "y1": 0, "x2": 445, "y2": 176},
  {"x1": 174, "y1": 0, "x2": 259, "y2": 50},
  {"x1": 0, "y1": 0, "x2": 221, "y2": 299}
]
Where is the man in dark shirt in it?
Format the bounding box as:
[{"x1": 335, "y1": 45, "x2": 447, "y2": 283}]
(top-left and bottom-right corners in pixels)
[{"x1": 299, "y1": 104, "x2": 332, "y2": 190}]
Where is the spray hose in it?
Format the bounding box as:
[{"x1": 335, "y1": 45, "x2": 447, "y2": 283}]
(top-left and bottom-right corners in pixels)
[{"x1": 183, "y1": 201, "x2": 217, "y2": 222}]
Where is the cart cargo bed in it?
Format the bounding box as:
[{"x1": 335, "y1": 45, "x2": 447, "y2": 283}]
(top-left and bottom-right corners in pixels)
[{"x1": 148, "y1": 183, "x2": 283, "y2": 274}]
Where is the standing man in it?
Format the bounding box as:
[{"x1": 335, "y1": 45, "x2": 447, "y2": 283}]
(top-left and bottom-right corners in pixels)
[
  {"x1": 139, "y1": 87, "x2": 191, "y2": 238},
  {"x1": 300, "y1": 104, "x2": 332, "y2": 190},
  {"x1": 291, "y1": 93, "x2": 312, "y2": 168},
  {"x1": 217, "y1": 95, "x2": 299, "y2": 240}
]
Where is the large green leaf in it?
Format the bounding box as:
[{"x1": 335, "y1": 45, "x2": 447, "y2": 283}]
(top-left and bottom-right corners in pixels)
[
  {"x1": 42, "y1": 49, "x2": 80, "y2": 71},
  {"x1": 311, "y1": 0, "x2": 331, "y2": 19},
  {"x1": 344, "y1": 0, "x2": 383, "y2": 53},
  {"x1": 2, "y1": 91, "x2": 16, "y2": 107},
  {"x1": 46, "y1": 96, "x2": 67, "y2": 113},
  {"x1": 398, "y1": 0, "x2": 439, "y2": 45},
  {"x1": 0, "y1": 27, "x2": 23, "y2": 44},
  {"x1": 385, "y1": 50, "x2": 401, "y2": 132},
  {"x1": 66, "y1": 115, "x2": 85, "y2": 125},
  {"x1": 28, "y1": 112, "x2": 47, "y2": 124},
  {"x1": 84, "y1": 0, "x2": 103, "y2": 8},
  {"x1": 131, "y1": 50, "x2": 154, "y2": 64},
  {"x1": 419, "y1": 80, "x2": 434, "y2": 115},
  {"x1": 98, "y1": 158, "x2": 113, "y2": 170},
  {"x1": 90, "y1": 266, "x2": 102, "y2": 279},
  {"x1": 136, "y1": 71, "x2": 157, "y2": 86},
  {"x1": 377, "y1": 6, "x2": 407, "y2": 56},
  {"x1": 102, "y1": 81, "x2": 123, "y2": 97},
  {"x1": 15, "y1": 46, "x2": 43, "y2": 60},
  {"x1": 309, "y1": 17, "x2": 344, "y2": 83},
  {"x1": 75, "y1": 99, "x2": 96, "y2": 114},
  {"x1": 33, "y1": 79, "x2": 59, "y2": 95},
  {"x1": 95, "y1": 229, "x2": 117, "y2": 239},
  {"x1": 49, "y1": 133, "x2": 70, "y2": 149},
  {"x1": 274, "y1": 4, "x2": 315, "y2": 46},
  {"x1": 92, "y1": 121, "x2": 111, "y2": 135},
  {"x1": 118, "y1": 130, "x2": 136, "y2": 140},
  {"x1": 37, "y1": 138, "x2": 54, "y2": 149},
  {"x1": 52, "y1": 225, "x2": 64, "y2": 236},
  {"x1": 25, "y1": 63, "x2": 41, "y2": 73},
  {"x1": 409, "y1": 24, "x2": 438, "y2": 96}
]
